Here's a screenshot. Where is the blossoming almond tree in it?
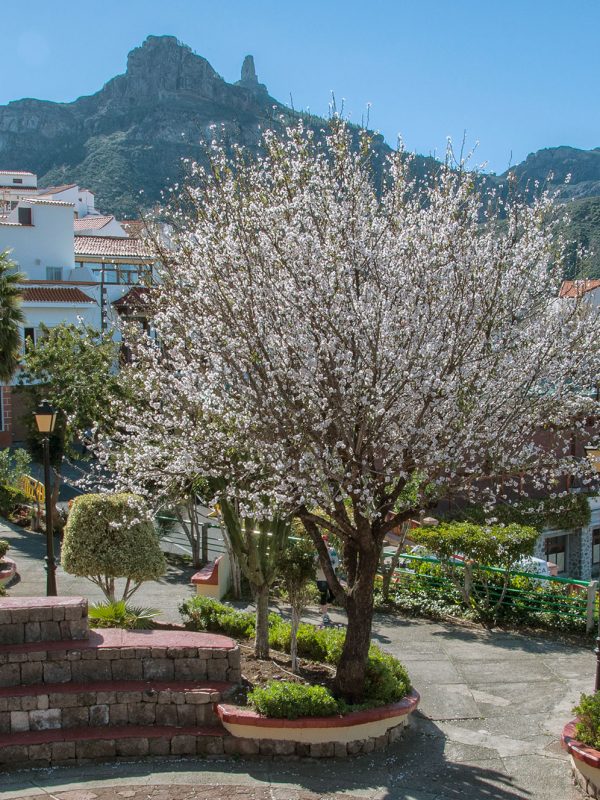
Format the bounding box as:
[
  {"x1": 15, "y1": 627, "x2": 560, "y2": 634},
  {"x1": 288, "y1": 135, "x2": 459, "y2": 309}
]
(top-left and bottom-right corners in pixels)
[{"x1": 98, "y1": 120, "x2": 600, "y2": 701}]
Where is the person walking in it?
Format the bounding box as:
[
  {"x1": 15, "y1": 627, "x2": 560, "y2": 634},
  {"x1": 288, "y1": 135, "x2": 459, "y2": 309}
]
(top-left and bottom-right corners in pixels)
[{"x1": 315, "y1": 535, "x2": 340, "y2": 626}]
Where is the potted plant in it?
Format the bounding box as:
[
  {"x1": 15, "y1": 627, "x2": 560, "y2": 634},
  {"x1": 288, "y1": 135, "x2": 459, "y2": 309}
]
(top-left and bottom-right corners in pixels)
[{"x1": 562, "y1": 691, "x2": 600, "y2": 796}]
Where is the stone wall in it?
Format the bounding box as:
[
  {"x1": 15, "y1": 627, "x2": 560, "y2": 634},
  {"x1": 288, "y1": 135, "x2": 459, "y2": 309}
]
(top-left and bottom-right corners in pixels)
[
  {"x1": 0, "y1": 597, "x2": 88, "y2": 645},
  {"x1": 0, "y1": 685, "x2": 222, "y2": 734},
  {"x1": 0, "y1": 640, "x2": 241, "y2": 687}
]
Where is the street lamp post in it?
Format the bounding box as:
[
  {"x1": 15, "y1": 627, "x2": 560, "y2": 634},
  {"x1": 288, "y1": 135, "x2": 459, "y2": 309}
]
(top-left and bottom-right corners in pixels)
[
  {"x1": 34, "y1": 399, "x2": 58, "y2": 597},
  {"x1": 585, "y1": 445, "x2": 600, "y2": 691}
]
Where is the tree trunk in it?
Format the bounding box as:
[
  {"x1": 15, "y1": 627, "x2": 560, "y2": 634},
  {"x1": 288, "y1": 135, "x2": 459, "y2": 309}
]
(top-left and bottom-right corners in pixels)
[
  {"x1": 253, "y1": 583, "x2": 270, "y2": 659},
  {"x1": 333, "y1": 547, "x2": 379, "y2": 701},
  {"x1": 50, "y1": 467, "x2": 63, "y2": 533},
  {"x1": 190, "y1": 536, "x2": 201, "y2": 569},
  {"x1": 290, "y1": 604, "x2": 301, "y2": 674}
]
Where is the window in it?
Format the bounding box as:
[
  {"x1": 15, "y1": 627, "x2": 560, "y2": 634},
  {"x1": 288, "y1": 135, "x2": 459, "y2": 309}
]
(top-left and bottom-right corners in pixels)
[
  {"x1": 593, "y1": 529, "x2": 600, "y2": 565},
  {"x1": 46, "y1": 266, "x2": 63, "y2": 281},
  {"x1": 18, "y1": 207, "x2": 32, "y2": 226},
  {"x1": 12, "y1": 178, "x2": 22, "y2": 185},
  {"x1": 545, "y1": 535, "x2": 567, "y2": 574},
  {"x1": 23, "y1": 327, "x2": 35, "y2": 351}
]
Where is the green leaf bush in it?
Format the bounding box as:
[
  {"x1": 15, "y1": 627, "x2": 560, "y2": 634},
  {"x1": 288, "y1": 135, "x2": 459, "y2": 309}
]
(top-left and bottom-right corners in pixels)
[
  {"x1": 443, "y1": 494, "x2": 591, "y2": 533},
  {"x1": 0, "y1": 485, "x2": 27, "y2": 518},
  {"x1": 89, "y1": 600, "x2": 159, "y2": 630},
  {"x1": 384, "y1": 558, "x2": 590, "y2": 632},
  {"x1": 248, "y1": 682, "x2": 339, "y2": 719},
  {"x1": 180, "y1": 596, "x2": 411, "y2": 714},
  {"x1": 574, "y1": 692, "x2": 600, "y2": 749},
  {"x1": 0, "y1": 539, "x2": 8, "y2": 562}
]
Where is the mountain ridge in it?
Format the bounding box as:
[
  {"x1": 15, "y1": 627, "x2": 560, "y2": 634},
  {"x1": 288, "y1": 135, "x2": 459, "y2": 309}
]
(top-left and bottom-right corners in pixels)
[{"x1": 1, "y1": 35, "x2": 600, "y2": 276}]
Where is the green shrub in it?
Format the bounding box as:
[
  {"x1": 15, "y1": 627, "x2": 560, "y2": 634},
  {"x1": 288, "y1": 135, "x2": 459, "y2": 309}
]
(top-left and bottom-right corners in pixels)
[
  {"x1": 0, "y1": 484, "x2": 27, "y2": 518},
  {"x1": 180, "y1": 595, "x2": 411, "y2": 712},
  {"x1": 89, "y1": 600, "x2": 159, "y2": 630},
  {"x1": 248, "y1": 681, "x2": 340, "y2": 719},
  {"x1": 181, "y1": 596, "x2": 256, "y2": 638},
  {"x1": 62, "y1": 493, "x2": 166, "y2": 602},
  {"x1": 0, "y1": 539, "x2": 8, "y2": 561},
  {"x1": 0, "y1": 448, "x2": 31, "y2": 490},
  {"x1": 574, "y1": 692, "x2": 600, "y2": 749},
  {"x1": 364, "y1": 647, "x2": 411, "y2": 706},
  {"x1": 443, "y1": 493, "x2": 591, "y2": 532}
]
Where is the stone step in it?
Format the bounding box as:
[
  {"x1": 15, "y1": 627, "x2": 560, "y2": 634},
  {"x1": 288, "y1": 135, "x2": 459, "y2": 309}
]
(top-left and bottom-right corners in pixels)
[
  {"x1": 0, "y1": 679, "x2": 234, "y2": 734},
  {"x1": 0, "y1": 723, "x2": 230, "y2": 768},
  {"x1": 0, "y1": 628, "x2": 242, "y2": 687}
]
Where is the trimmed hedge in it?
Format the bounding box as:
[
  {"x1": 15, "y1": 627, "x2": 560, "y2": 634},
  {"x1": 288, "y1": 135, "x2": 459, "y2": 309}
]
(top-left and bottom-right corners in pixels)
[
  {"x1": 180, "y1": 595, "x2": 411, "y2": 712},
  {"x1": 0, "y1": 539, "x2": 8, "y2": 561},
  {"x1": 249, "y1": 682, "x2": 339, "y2": 719}
]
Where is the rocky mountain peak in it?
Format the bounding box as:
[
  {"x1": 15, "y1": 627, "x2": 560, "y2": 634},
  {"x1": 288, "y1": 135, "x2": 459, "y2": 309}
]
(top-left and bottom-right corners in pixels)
[
  {"x1": 104, "y1": 34, "x2": 224, "y2": 102},
  {"x1": 236, "y1": 54, "x2": 268, "y2": 96}
]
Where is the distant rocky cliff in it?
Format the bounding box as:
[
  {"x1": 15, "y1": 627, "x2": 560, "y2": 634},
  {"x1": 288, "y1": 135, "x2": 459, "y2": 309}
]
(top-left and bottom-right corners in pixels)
[
  {"x1": 0, "y1": 35, "x2": 392, "y2": 216},
  {"x1": 2, "y1": 35, "x2": 600, "y2": 276}
]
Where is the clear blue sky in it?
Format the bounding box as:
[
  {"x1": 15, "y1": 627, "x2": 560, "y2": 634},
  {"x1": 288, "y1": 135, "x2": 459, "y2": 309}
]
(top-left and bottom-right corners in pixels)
[{"x1": 3, "y1": 0, "x2": 599, "y2": 173}]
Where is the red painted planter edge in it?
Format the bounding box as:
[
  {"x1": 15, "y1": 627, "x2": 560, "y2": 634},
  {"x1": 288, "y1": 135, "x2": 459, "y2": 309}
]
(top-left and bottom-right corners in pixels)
[
  {"x1": 562, "y1": 719, "x2": 600, "y2": 769},
  {"x1": 217, "y1": 688, "x2": 420, "y2": 730},
  {"x1": 0, "y1": 557, "x2": 16, "y2": 583}
]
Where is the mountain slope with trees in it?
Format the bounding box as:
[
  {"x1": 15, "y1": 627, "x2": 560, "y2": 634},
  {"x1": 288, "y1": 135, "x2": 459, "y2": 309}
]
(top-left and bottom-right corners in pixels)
[{"x1": 2, "y1": 35, "x2": 600, "y2": 275}]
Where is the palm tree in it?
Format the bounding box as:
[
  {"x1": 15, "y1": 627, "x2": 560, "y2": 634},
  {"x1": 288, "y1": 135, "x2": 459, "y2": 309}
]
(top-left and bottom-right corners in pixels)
[{"x1": 0, "y1": 251, "x2": 25, "y2": 382}]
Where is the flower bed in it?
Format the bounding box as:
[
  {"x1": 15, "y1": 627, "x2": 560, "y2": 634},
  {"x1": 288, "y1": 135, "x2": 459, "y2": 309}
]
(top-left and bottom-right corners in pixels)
[
  {"x1": 180, "y1": 596, "x2": 419, "y2": 755},
  {"x1": 217, "y1": 689, "x2": 420, "y2": 754}
]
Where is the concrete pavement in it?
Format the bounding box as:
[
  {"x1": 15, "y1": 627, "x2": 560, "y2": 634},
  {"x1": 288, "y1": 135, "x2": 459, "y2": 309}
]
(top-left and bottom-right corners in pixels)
[{"x1": 0, "y1": 517, "x2": 594, "y2": 799}]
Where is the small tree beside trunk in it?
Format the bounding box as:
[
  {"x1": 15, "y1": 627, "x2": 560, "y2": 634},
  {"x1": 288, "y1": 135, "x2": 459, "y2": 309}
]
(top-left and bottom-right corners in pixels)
[
  {"x1": 278, "y1": 537, "x2": 318, "y2": 673},
  {"x1": 218, "y1": 497, "x2": 290, "y2": 659}
]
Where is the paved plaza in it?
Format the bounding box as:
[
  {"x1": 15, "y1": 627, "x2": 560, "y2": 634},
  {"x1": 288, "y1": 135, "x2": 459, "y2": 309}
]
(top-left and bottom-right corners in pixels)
[{"x1": 0, "y1": 519, "x2": 594, "y2": 799}]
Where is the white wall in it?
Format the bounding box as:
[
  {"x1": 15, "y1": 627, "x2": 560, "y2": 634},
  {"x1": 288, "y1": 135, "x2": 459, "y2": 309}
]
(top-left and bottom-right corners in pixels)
[
  {"x1": 0, "y1": 202, "x2": 75, "y2": 280},
  {"x1": 22, "y1": 302, "x2": 101, "y2": 332}
]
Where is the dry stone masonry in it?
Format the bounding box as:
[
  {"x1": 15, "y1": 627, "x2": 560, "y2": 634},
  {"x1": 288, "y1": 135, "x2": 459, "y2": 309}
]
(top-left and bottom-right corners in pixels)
[
  {"x1": 0, "y1": 596, "x2": 242, "y2": 767},
  {"x1": 0, "y1": 597, "x2": 412, "y2": 767}
]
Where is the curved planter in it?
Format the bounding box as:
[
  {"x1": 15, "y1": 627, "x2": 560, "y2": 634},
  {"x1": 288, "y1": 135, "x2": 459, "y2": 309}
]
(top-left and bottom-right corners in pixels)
[
  {"x1": 562, "y1": 719, "x2": 600, "y2": 797},
  {"x1": 0, "y1": 558, "x2": 16, "y2": 586},
  {"x1": 217, "y1": 689, "x2": 419, "y2": 749}
]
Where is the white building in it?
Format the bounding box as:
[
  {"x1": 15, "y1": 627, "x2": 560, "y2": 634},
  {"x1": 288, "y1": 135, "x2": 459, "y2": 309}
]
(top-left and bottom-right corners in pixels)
[
  {"x1": 0, "y1": 171, "x2": 38, "y2": 215},
  {"x1": 37, "y1": 183, "x2": 98, "y2": 219},
  {"x1": 0, "y1": 174, "x2": 154, "y2": 445}
]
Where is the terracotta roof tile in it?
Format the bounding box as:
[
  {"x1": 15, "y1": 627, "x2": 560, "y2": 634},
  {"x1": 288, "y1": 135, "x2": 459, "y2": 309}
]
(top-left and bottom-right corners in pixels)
[
  {"x1": 559, "y1": 280, "x2": 600, "y2": 298},
  {"x1": 24, "y1": 197, "x2": 74, "y2": 207},
  {"x1": 0, "y1": 171, "x2": 35, "y2": 176},
  {"x1": 113, "y1": 286, "x2": 152, "y2": 309},
  {"x1": 38, "y1": 184, "x2": 77, "y2": 195},
  {"x1": 22, "y1": 287, "x2": 95, "y2": 304},
  {"x1": 74, "y1": 215, "x2": 115, "y2": 231},
  {"x1": 74, "y1": 235, "x2": 153, "y2": 259}
]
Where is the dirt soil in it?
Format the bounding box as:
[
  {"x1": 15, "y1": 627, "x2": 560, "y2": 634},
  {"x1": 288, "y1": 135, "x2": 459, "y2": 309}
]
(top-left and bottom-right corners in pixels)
[{"x1": 231, "y1": 642, "x2": 336, "y2": 705}]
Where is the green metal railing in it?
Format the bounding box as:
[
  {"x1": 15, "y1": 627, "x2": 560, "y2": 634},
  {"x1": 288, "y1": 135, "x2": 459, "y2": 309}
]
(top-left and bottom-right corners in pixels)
[{"x1": 383, "y1": 552, "x2": 597, "y2": 631}]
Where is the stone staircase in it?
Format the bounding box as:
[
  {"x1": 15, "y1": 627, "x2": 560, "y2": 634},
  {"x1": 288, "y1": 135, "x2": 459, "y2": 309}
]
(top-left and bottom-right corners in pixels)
[{"x1": 0, "y1": 597, "x2": 242, "y2": 767}]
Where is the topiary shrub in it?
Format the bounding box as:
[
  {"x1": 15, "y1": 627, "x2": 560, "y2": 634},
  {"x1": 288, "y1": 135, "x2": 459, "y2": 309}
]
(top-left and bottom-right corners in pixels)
[
  {"x1": 248, "y1": 681, "x2": 340, "y2": 719},
  {"x1": 411, "y1": 521, "x2": 539, "y2": 621},
  {"x1": 62, "y1": 493, "x2": 166, "y2": 602},
  {"x1": 574, "y1": 692, "x2": 600, "y2": 749},
  {"x1": 0, "y1": 539, "x2": 8, "y2": 562}
]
